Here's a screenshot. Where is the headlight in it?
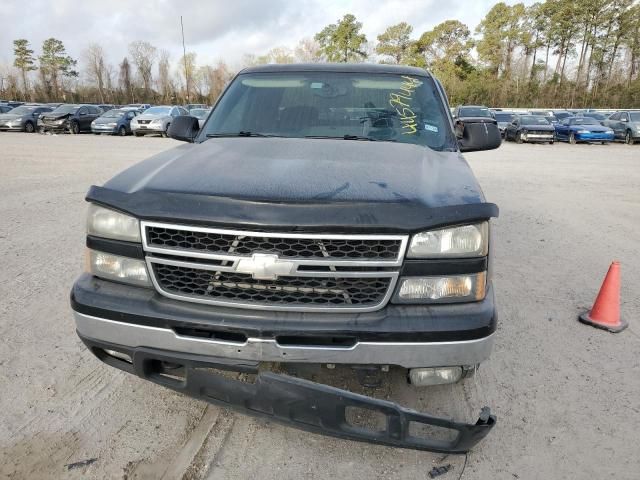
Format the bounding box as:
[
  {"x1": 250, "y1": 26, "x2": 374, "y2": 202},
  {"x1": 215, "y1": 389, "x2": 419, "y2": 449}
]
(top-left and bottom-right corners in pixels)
[
  {"x1": 394, "y1": 272, "x2": 486, "y2": 303},
  {"x1": 91, "y1": 121, "x2": 96, "y2": 125},
  {"x1": 87, "y1": 204, "x2": 141, "y2": 242},
  {"x1": 407, "y1": 223, "x2": 488, "y2": 258},
  {"x1": 55, "y1": 119, "x2": 65, "y2": 124},
  {"x1": 576, "y1": 129, "x2": 589, "y2": 134},
  {"x1": 150, "y1": 119, "x2": 161, "y2": 125},
  {"x1": 86, "y1": 249, "x2": 151, "y2": 287},
  {"x1": 107, "y1": 122, "x2": 117, "y2": 127}
]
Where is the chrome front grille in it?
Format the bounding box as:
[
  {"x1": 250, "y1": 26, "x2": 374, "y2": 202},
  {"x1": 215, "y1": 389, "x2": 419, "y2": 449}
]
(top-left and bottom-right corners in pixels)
[{"x1": 142, "y1": 222, "x2": 408, "y2": 312}]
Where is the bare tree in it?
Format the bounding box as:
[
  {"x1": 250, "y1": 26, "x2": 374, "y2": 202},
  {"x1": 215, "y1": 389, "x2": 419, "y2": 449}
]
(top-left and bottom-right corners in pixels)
[
  {"x1": 83, "y1": 43, "x2": 107, "y2": 103},
  {"x1": 128, "y1": 41, "x2": 157, "y2": 93},
  {"x1": 295, "y1": 38, "x2": 323, "y2": 62},
  {"x1": 119, "y1": 57, "x2": 133, "y2": 103},
  {"x1": 157, "y1": 50, "x2": 172, "y2": 103}
]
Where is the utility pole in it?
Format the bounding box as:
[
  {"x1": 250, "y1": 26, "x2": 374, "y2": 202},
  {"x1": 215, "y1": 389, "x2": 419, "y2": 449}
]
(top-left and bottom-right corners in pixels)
[{"x1": 181, "y1": 16, "x2": 189, "y2": 104}]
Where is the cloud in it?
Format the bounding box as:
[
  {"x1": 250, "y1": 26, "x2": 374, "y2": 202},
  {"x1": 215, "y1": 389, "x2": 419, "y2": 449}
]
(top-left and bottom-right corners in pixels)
[{"x1": 0, "y1": 0, "x2": 536, "y2": 72}]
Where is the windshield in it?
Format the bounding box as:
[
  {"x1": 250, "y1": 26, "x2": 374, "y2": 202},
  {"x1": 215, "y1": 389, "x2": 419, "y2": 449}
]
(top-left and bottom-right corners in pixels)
[
  {"x1": 494, "y1": 113, "x2": 513, "y2": 122},
  {"x1": 143, "y1": 107, "x2": 171, "y2": 115},
  {"x1": 521, "y1": 116, "x2": 549, "y2": 125},
  {"x1": 203, "y1": 72, "x2": 455, "y2": 150},
  {"x1": 52, "y1": 105, "x2": 78, "y2": 114},
  {"x1": 555, "y1": 112, "x2": 571, "y2": 120},
  {"x1": 101, "y1": 109, "x2": 125, "y2": 118},
  {"x1": 8, "y1": 106, "x2": 38, "y2": 115},
  {"x1": 571, "y1": 117, "x2": 599, "y2": 125},
  {"x1": 458, "y1": 106, "x2": 492, "y2": 118},
  {"x1": 190, "y1": 108, "x2": 210, "y2": 119},
  {"x1": 584, "y1": 113, "x2": 606, "y2": 120}
]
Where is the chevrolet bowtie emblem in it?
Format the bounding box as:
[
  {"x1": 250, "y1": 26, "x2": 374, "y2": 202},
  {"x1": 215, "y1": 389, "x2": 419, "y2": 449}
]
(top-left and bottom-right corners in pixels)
[{"x1": 235, "y1": 253, "x2": 295, "y2": 280}]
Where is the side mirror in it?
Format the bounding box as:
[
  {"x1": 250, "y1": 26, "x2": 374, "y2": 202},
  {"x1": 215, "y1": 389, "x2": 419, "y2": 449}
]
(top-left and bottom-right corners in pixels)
[
  {"x1": 456, "y1": 118, "x2": 502, "y2": 153},
  {"x1": 168, "y1": 115, "x2": 200, "y2": 143}
]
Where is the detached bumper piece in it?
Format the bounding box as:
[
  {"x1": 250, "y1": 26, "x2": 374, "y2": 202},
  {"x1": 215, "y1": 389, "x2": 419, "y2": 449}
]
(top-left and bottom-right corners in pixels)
[{"x1": 82, "y1": 336, "x2": 496, "y2": 453}]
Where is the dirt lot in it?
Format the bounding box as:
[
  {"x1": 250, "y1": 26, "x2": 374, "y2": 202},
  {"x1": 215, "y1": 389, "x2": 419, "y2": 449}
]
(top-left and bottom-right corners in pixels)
[{"x1": 0, "y1": 133, "x2": 638, "y2": 480}]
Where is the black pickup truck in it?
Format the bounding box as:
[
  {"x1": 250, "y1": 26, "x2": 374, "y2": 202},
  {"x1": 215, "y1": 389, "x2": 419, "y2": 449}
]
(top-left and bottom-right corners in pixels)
[{"x1": 71, "y1": 63, "x2": 501, "y2": 453}]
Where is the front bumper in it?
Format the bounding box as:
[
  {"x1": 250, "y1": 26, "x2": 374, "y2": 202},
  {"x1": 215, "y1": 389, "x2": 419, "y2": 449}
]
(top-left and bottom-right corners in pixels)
[
  {"x1": 74, "y1": 311, "x2": 495, "y2": 368},
  {"x1": 92, "y1": 125, "x2": 118, "y2": 134},
  {"x1": 575, "y1": 132, "x2": 614, "y2": 141},
  {"x1": 79, "y1": 334, "x2": 496, "y2": 453},
  {"x1": 71, "y1": 274, "x2": 497, "y2": 368},
  {"x1": 0, "y1": 123, "x2": 24, "y2": 131},
  {"x1": 132, "y1": 124, "x2": 164, "y2": 134},
  {"x1": 521, "y1": 132, "x2": 554, "y2": 142}
]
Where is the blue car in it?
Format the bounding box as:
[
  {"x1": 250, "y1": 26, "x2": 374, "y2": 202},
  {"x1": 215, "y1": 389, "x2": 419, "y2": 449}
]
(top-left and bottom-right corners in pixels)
[
  {"x1": 91, "y1": 108, "x2": 139, "y2": 136},
  {"x1": 554, "y1": 117, "x2": 614, "y2": 144}
]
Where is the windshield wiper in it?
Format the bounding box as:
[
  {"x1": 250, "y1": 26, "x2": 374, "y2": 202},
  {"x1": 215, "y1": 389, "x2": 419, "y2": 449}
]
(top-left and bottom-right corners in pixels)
[
  {"x1": 305, "y1": 134, "x2": 384, "y2": 142},
  {"x1": 206, "y1": 131, "x2": 283, "y2": 138}
]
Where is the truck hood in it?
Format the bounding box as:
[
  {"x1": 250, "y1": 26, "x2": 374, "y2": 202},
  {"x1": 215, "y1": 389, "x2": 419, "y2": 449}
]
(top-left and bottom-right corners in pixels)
[
  {"x1": 41, "y1": 113, "x2": 71, "y2": 121},
  {"x1": 90, "y1": 137, "x2": 497, "y2": 232}
]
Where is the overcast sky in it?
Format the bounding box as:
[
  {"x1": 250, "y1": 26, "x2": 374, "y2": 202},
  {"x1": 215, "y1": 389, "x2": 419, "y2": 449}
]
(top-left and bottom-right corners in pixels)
[{"x1": 1, "y1": 0, "x2": 535, "y2": 73}]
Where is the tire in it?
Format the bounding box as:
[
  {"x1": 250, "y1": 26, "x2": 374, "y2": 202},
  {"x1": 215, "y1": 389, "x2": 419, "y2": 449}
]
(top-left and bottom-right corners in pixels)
[
  {"x1": 162, "y1": 123, "x2": 170, "y2": 138},
  {"x1": 516, "y1": 131, "x2": 523, "y2": 144},
  {"x1": 134, "y1": 132, "x2": 143, "y2": 137},
  {"x1": 549, "y1": 141, "x2": 554, "y2": 145},
  {"x1": 601, "y1": 141, "x2": 609, "y2": 145},
  {"x1": 70, "y1": 121, "x2": 80, "y2": 135},
  {"x1": 569, "y1": 132, "x2": 577, "y2": 144},
  {"x1": 118, "y1": 126, "x2": 127, "y2": 136},
  {"x1": 626, "y1": 131, "x2": 635, "y2": 145},
  {"x1": 24, "y1": 121, "x2": 35, "y2": 133}
]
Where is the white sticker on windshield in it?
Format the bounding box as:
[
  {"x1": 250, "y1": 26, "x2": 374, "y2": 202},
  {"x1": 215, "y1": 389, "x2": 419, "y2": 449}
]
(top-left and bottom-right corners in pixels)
[
  {"x1": 310, "y1": 82, "x2": 323, "y2": 89},
  {"x1": 424, "y1": 123, "x2": 439, "y2": 133}
]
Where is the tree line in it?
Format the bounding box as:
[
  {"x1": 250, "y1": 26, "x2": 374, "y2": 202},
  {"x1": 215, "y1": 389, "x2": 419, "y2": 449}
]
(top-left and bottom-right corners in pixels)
[{"x1": 3, "y1": 0, "x2": 640, "y2": 108}]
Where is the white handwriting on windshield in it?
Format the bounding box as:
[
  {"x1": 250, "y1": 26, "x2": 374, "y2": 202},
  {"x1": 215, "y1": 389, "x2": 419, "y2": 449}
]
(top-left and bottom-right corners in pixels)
[{"x1": 389, "y1": 76, "x2": 421, "y2": 135}]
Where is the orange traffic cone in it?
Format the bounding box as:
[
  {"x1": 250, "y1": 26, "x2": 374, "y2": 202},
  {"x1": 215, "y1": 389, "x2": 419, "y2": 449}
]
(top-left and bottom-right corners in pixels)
[{"x1": 579, "y1": 261, "x2": 627, "y2": 333}]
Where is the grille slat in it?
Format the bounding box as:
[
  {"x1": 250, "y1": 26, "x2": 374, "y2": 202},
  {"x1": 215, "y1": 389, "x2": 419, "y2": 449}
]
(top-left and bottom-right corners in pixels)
[
  {"x1": 146, "y1": 226, "x2": 402, "y2": 260},
  {"x1": 153, "y1": 264, "x2": 391, "y2": 308}
]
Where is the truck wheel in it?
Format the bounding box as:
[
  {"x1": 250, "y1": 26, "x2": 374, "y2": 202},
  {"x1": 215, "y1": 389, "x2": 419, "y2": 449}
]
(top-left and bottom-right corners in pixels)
[
  {"x1": 24, "y1": 121, "x2": 35, "y2": 133},
  {"x1": 569, "y1": 132, "x2": 577, "y2": 144},
  {"x1": 70, "y1": 121, "x2": 80, "y2": 135},
  {"x1": 626, "y1": 131, "x2": 635, "y2": 145},
  {"x1": 118, "y1": 126, "x2": 127, "y2": 136},
  {"x1": 516, "y1": 132, "x2": 523, "y2": 144}
]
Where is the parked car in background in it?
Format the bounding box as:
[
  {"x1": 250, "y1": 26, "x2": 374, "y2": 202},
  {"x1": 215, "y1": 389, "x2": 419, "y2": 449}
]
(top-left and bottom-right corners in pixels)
[
  {"x1": 127, "y1": 103, "x2": 151, "y2": 112},
  {"x1": 577, "y1": 111, "x2": 608, "y2": 123},
  {"x1": 39, "y1": 104, "x2": 103, "y2": 134},
  {"x1": 554, "y1": 117, "x2": 614, "y2": 144},
  {"x1": 0, "y1": 101, "x2": 24, "y2": 109},
  {"x1": 188, "y1": 107, "x2": 211, "y2": 128},
  {"x1": 131, "y1": 105, "x2": 189, "y2": 137},
  {"x1": 602, "y1": 110, "x2": 640, "y2": 145},
  {"x1": 452, "y1": 105, "x2": 494, "y2": 120},
  {"x1": 552, "y1": 110, "x2": 572, "y2": 122},
  {"x1": 493, "y1": 111, "x2": 515, "y2": 138},
  {"x1": 186, "y1": 103, "x2": 208, "y2": 111},
  {"x1": 91, "y1": 108, "x2": 139, "y2": 136},
  {"x1": 98, "y1": 104, "x2": 116, "y2": 113},
  {"x1": 529, "y1": 110, "x2": 558, "y2": 124},
  {"x1": 0, "y1": 104, "x2": 53, "y2": 132},
  {"x1": 0, "y1": 105, "x2": 14, "y2": 113},
  {"x1": 505, "y1": 115, "x2": 555, "y2": 144}
]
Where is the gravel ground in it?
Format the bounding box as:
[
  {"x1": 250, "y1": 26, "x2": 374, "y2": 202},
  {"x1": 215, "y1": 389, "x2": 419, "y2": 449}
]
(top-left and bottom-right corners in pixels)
[{"x1": 0, "y1": 133, "x2": 638, "y2": 480}]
